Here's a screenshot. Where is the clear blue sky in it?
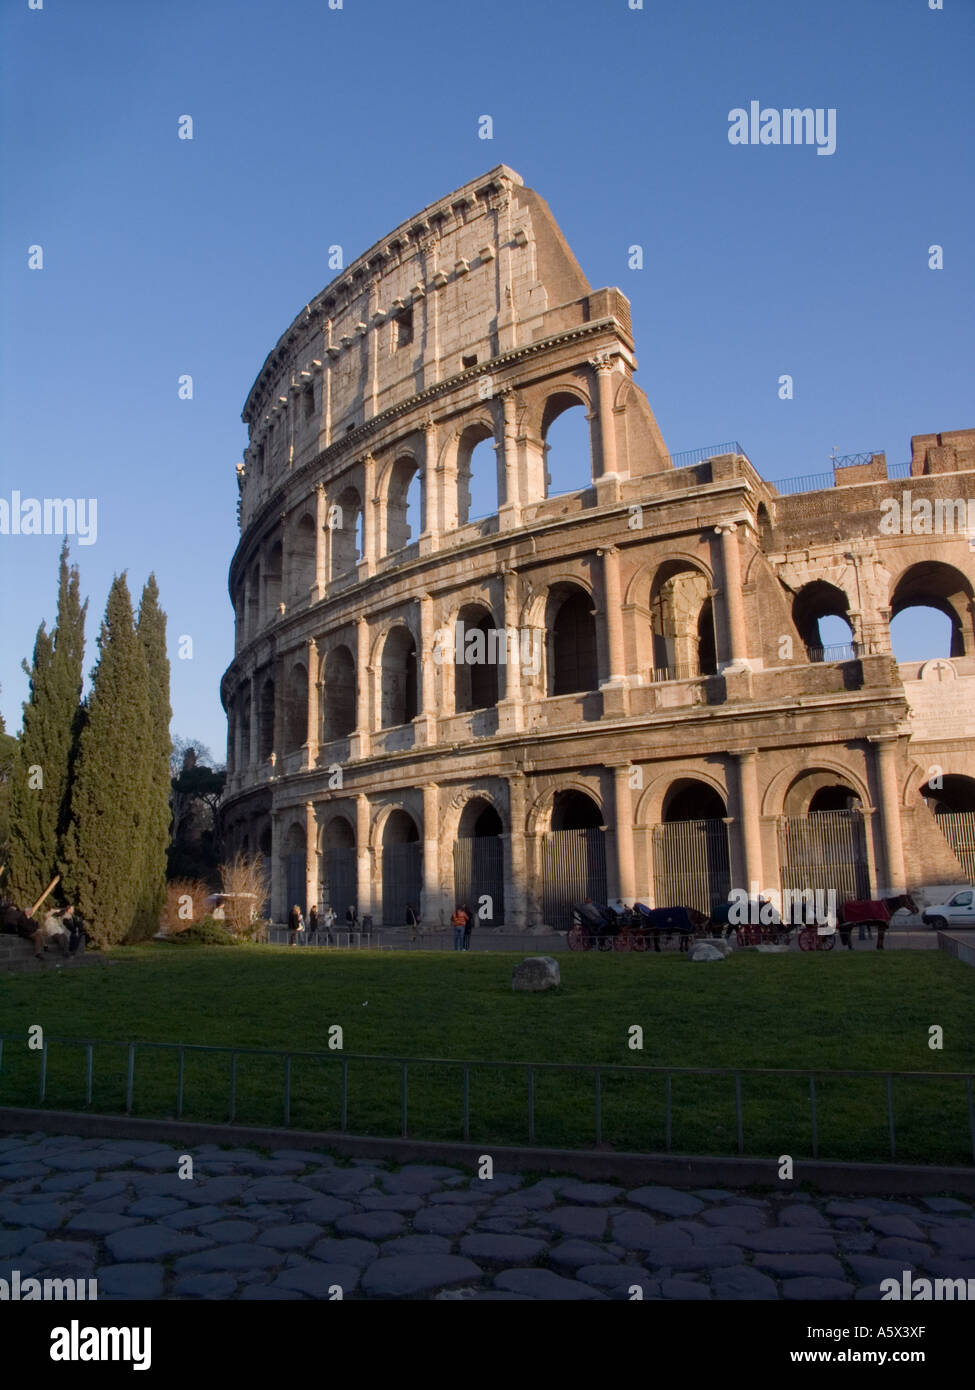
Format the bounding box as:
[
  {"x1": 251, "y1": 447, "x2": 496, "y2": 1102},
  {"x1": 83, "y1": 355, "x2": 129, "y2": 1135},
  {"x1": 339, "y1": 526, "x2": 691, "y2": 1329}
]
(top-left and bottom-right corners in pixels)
[{"x1": 2, "y1": 0, "x2": 972, "y2": 757}]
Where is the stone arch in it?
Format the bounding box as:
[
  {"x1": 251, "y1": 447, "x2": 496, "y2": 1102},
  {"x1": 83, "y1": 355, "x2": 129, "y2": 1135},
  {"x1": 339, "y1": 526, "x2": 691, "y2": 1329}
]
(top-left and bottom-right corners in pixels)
[
  {"x1": 889, "y1": 560, "x2": 975, "y2": 658},
  {"x1": 546, "y1": 581, "x2": 598, "y2": 696},
  {"x1": 762, "y1": 763, "x2": 871, "y2": 818},
  {"x1": 452, "y1": 417, "x2": 498, "y2": 525},
  {"x1": 383, "y1": 452, "x2": 422, "y2": 553},
  {"x1": 265, "y1": 538, "x2": 283, "y2": 618},
  {"x1": 792, "y1": 579, "x2": 855, "y2": 656},
  {"x1": 648, "y1": 558, "x2": 716, "y2": 677},
  {"x1": 453, "y1": 600, "x2": 501, "y2": 712},
  {"x1": 442, "y1": 786, "x2": 508, "y2": 841},
  {"x1": 329, "y1": 485, "x2": 363, "y2": 580},
  {"x1": 320, "y1": 644, "x2": 356, "y2": 739},
  {"x1": 624, "y1": 551, "x2": 712, "y2": 608},
  {"x1": 281, "y1": 821, "x2": 306, "y2": 916},
  {"x1": 289, "y1": 512, "x2": 317, "y2": 603},
  {"x1": 283, "y1": 661, "x2": 308, "y2": 753},
  {"x1": 919, "y1": 772, "x2": 975, "y2": 816},
  {"x1": 379, "y1": 806, "x2": 422, "y2": 928},
  {"x1": 635, "y1": 767, "x2": 729, "y2": 827},
  {"x1": 380, "y1": 625, "x2": 418, "y2": 727},
  {"x1": 540, "y1": 389, "x2": 593, "y2": 497},
  {"x1": 526, "y1": 778, "x2": 606, "y2": 836},
  {"x1": 258, "y1": 676, "x2": 275, "y2": 761}
]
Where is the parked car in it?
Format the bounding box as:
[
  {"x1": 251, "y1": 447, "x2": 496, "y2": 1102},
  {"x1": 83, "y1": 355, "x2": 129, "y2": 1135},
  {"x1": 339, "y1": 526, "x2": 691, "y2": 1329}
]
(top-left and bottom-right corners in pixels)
[{"x1": 923, "y1": 887, "x2": 975, "y2": 929}]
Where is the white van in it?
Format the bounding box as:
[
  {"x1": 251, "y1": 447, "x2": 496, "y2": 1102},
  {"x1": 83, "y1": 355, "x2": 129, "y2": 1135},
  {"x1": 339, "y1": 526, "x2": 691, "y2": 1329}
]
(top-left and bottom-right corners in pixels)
[{"x1": 923, "y1": 888, "x2": 975, "y2": 929}]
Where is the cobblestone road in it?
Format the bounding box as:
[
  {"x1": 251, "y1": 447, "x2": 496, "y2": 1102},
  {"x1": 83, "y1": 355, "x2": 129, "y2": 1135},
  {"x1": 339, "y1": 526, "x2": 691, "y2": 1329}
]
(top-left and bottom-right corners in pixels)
[{"x1": 2, "y1": 1132, "x2": 974, "y2": 1300}]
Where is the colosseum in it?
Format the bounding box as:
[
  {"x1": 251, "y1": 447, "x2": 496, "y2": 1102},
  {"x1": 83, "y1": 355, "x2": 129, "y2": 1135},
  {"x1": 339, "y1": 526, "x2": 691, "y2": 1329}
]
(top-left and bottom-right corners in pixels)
[{"x1": 220, "y1": 164, "x2": 975, "y2": 932}]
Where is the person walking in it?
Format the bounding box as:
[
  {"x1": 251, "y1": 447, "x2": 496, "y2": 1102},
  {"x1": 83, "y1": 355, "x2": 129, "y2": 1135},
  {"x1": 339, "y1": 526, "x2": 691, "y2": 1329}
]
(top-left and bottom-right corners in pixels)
[
  {"x1": 308, "y1": 904, "x2": 319, "y2": 941},
  {"x1": 322, "y1": 903, "x2": 337, "y2": 944},
  {"x1": 406, "y1": 903, "x2": 419, "y2": 945},
  {"x1": 451, "y1": 904, "x2": 469, "y2": 952},
  {"x1": 462, "y1": 902, "x2": 474, "y2": 951},
  {"x1": 288, "y1": 903, "x2": 304, "y2": 946}
]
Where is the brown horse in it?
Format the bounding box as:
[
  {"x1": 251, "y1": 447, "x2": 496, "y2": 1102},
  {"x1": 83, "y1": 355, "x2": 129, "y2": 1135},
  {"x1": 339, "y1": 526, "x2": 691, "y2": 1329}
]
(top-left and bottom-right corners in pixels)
[{"x1": 838, "y1": 893, "x2": 918, "y2": 950}]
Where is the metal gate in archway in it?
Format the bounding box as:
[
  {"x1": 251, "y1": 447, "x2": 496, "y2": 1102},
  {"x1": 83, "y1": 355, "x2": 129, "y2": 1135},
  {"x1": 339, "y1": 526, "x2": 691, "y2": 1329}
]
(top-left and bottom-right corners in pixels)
[
  {"x1": 777, "y1": 810, "x2": 870, "y2": 902},
  {"x1": 935, "y1": 811, "x2": 975, "y2": 882},
  {"x1": 453, "y1": 836, "x2": 505, "y2": 925},
  {"x1": 323, "y1": 846, "x2": 358, "y2": 918},
  {"x1": 382, "y1": 842, "x2": 422, "y2": 928},
  {"x1": 542, "y1": 827, "x2": 607, "y2": 930},
  {"x1": 651, "y1": 819, "x2": 731, "y2": 914}
]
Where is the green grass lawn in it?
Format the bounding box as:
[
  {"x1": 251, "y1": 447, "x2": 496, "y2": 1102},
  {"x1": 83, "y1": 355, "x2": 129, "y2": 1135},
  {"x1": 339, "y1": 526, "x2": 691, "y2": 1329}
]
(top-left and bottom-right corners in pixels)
[{"x1": 1, "y1": 944, "x2": 973, "y2": 1165}]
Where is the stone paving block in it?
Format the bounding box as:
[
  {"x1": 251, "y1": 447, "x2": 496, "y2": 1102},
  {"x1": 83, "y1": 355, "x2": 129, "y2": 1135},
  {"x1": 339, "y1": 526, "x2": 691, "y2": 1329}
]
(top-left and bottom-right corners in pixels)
[
  {"x1": 547, "y1": 1239, "x2": 616, "y2": 1271},
  {"x1": 575, "y1": 1264, "x2": 653, "y2": 1292},
  {"x1": 778, "y1": 1204, "x2": 829, "y2": 1228},
  {"x1": 538, "y1": 1206, "x2": 608, "y2": 1240},
  {"x1": 127, "y1": 1197, "x2": 188, "y2": 1218},
  {"x1": 868, "y1": 1215, "x2": 926, "y2": 1241},
  {"x1": 105, "y1": 1227, "x2": 213, "y2": 1262},
  {"x1": 161, "y1": 1206, "x2": 228, "y2": 1230},
  {"x1": 183, "y1": 1178, "x2": 253, "y2": 1205},
  {"x1": 493, "y1": 1268, "x2": 607, "y2": 1300},
  {"x1": 711, "y1": 1266, "x2": 780, "y2": 1300},
  {"x1": 413, "y1": 1206, "x2": 479, "y2": 1237},
  {"x1": 334, "y1": 1211, "x2": 406, "y2": 1241},
  {"x1": 380, "y1": 1235, "x2": 453, "y2": 1257},
  {"x1": 626, "y1": 1186, "x2": 705, "y2": 1217},
  {"x1": 739, "y1": 1229, "x2": 836, "y2": 1254},
  {"x1": 922, "y1": 1197, "x2": 970, "y2": 1213},
  {"x1": 95, "y1": 1263, "x2": 165, "y2": 1299},
  {"x1": 651, "y1": 1246, "x2": 744, "y2": 1273},
  {"x1": 309, "y1": 1237, "x2": 379, "y2": 1266},
  {"x1": 24, "y1": 1239, "x2": 98, "y2": 1275},
  {"x1": 825, "y1": 1201, "x2": 874, "y2": 1218},
  {"x1": 64, "y1": 1212, "x2": 141, "y2": 1235},
  {"x1": 242, "y1": 1178, "x2": 319, "y2": 1202},
  {"x1": 294, "y1": 1196, "x2": 355, "y2": 1224},
  {"x1": 171, "y1": 1273, "x2": 238, "y2": 1299},
  {"x1": 239, "y1": 1285, "x2": 305, "y2": 1299},
  {"x1": 915, "y1": 1256, "x2": 975, "y2": 1280},
  {"x1": 378, "y1": 1172, "x2": 445, "y2": 1196},
  {"x1": 256, "y1": 1224, "x2": 322, "y2": 1250},
  {"x1": 839, "y1": 1254, "x2": 907, "y2": 1285},
  {"x1": 358, "y1": 1193, "x2": 425, "y2": 1213},
  {"x1": 273, "y1": 1263, "x2": 359, "y2": 1297},
  {"x1": 197, "y1": 1220, "x2": 260, "y2": 1243},
  {"x1": 39, "y1": 1173, "x2": 92, "y2": 1193},
  {"x1": 131, "y1": 1151, "x2": 184, "y2": 1171},
  {"x1": 361, "y1": 1254, "x2": 484, "y2": 1299},
  {"x1": 701, "y1": 1205, "x2": 767, "y2": 1230},
  {"x1": 611, "y1": 1211, "x2": 668, "y2": 1251},
  {"x1": 782, "y1": 1277, "x2": 854, "y2": 1300},
  {"x1": 0, "y1": 1201, "x2": 67, "y2": 1231},
  {"x1": 173, "y1": 1243, "x2": 282, "y2": 1274},
  {"x1": 556, "y1": 1182, "x2": 623, "y2": 1206},
  {"x1": 753, "y1": 1252, "x2": 846, "y2": 1279},
  {"x1": 304, "y1": 1170, "x2": 378, "y2": 1196},
  {"x1": 77, "y1": 1181, "x2": 128, "y2": 1202},
  {"x1": 43, "y1": 1150, "x2": 125, "y2": 1172},
  {"x1": 476, "y1": 1217, "x2": 529, "y2": 1235},
  {"x1": 459, "y1": 1233, "x2": 547, "y2": 1265},
  {"x1": 661, "y1": 1278, "x2": 711, "y2": 1299},
  {"x1": 427, "y1": 1190, "x2": 491, "y2": 1206},
  {"x1": 875, "y1": 1238, "x2": 932, "y2": 1263},
  {"x1": 691, "y1": 1189, "x2": 736, "y2": 1200},
  {"x1": 490, "y1": 1185, "x2": 558, "y2": 1211},
  {"x1": 0, "y1": 1227, "x2": 45, "y2": 1257},
  {"x1": 466, "y1": 1174, "x2": 523, "y2": 1194}
]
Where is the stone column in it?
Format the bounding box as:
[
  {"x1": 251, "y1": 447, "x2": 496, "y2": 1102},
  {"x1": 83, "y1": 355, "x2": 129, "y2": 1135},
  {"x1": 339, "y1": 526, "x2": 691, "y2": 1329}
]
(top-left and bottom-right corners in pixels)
[
  {"x1": 248, "y1": 674, "x2": 259, "y2": 768},
  {"x1": 354, "y1": 616, "x2": 371, "y2": 758},
  {"x1": 305, "y1": 801, "x2": 318, "y2": 914},
  {"x1": 420, "y1": 419, "x2": 439, "y2": 554},
  {"x1": 714, "y1": 522, "x2": 750, "y2": 668},
  {"x1": 271, "y1": 655, "x2": 285, "y2": 761},
  {"x1": 505, "y1": 771, "x2": 528, "y2": 929},
  {"x1": 305, "y1": 638, "x2": 320, "y2": 769},
  {"x1": 612, "y1": 765, "x2": 637, "y2": 904},
  {"x1": 270, "y1": 810, "x2": 283, "y2": 923},
  {"x1": 871, "y1": 736, "x2": 907, "y2": 893},
  {"x1": 599, "y1": 546, "x2": 626, "y2": 683},
  {"x1": 590, "y1": 353, "x2": 619, "y2": 480},
  {"x1": 315, "y1": 484, "x2": 328, "y2": 599},
  {"x1": 362, "y1": 453, "x2": 377, "y2": 575},
  {"x1": 735, "y1": 748, "x2": 764, "y2": 892},
  {"x1": 356, "y1": 793, "x2": 372, "y2": 921},
  {"x1": 421, "y1": 782, "x2": 442, "y2": 927},
  {"x1": 418, "y1": 593, "x2": 437, "y2": 744},
  {"x1": 498, "y1": 388, "x2": 521, "y2": 530},
  {"x1": 497, "y1": 568, "x2": 523, "y2": 733}
]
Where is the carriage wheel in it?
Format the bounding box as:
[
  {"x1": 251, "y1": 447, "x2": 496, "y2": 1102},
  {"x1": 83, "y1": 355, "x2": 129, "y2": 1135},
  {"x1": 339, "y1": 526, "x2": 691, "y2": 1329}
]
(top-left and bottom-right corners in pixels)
[
  {"x1": 797, "y1": 927, "x2": 816, "y2": 951},
  {"x1": 567, "y1": 924, "x2": 587, "y2": 951},
  {"x1": 631, "y1": 932, "x2": 648, "y2": 952},
  {"x1": 613, "y1": 930, "x2": 632, "y2": 952},
  {"x1": 598, "y1": 935, "x2": 613, "y2": 951},
  {"x1": 820, "y1": 931, "x2": 836, "y2": 952}
]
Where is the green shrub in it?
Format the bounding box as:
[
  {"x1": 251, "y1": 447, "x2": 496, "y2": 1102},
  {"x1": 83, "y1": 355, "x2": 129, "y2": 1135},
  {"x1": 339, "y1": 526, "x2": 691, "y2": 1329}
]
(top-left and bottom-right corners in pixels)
[{"x1": 170, "y1": 917, "x2": 239, "y2": 946}]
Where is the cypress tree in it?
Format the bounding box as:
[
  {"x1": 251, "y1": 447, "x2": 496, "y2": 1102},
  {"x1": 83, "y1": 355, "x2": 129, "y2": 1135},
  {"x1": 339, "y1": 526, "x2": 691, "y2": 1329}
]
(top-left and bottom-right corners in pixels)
[
  {"x1": 62, "y1": 574, "x2": 150, "y2": 947},
  {"x1": 131, "y1": 575, "x2": 172, "y2": 939},
  {"x1": 6, "y1": 543, "x2": 87, "y2": 905},
  {"x1": 0, "y1": 706, "x2": 18, "y2": 875}
]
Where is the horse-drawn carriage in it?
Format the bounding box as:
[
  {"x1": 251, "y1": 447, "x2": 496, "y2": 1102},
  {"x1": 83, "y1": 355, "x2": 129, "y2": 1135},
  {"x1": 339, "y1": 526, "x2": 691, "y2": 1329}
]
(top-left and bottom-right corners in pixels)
[{"x1": 567, "y1": 901, "x2": 709, "y2": 952}]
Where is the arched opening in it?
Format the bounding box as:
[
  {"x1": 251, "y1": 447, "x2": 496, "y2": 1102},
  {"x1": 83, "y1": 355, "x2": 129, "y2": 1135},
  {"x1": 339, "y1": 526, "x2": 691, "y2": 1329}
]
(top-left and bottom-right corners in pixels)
[
  {"x1": 289, "y1": 514, "x2": 317, "y2": 603},
  {"x1": 778, "y1": 769, "x2": 870, "y2": 900},
  {"x1": 381, "y1": 809, "x2": 422, "y2": 929},
  {"x1": 890, "y1": 562, "x2": 974, "y2": 659},
  {"x1": 240, "y1": 691, "x2": 251, "y2": 766},
  {"x1": 792, "y1": 581, "x2": 855, "y2": 660},
  {"x1": 454, "y1": 604, "x2": 500, "y2": 712},
  {"x1": 921, "y1": 774, "x2": 975, "y2": 881},
  {"x1": 542, "y1": 395, "x2": 592, "y2": 497},
  {"x1": 322, "y1": 815, "x2": 357, "y2": 920},
  {"x1": 649, "y1": 562, "x2": 714, "y2": 679},
  {"x1": 284, "y1": 663, "x2": 308, "y2": 753},
  {"x1": 330, "y1": 487, "x2": 362, "y2": 580},
  {"x1": 247, "y1": 564, "x2": 261, "y2": 638},
  {"x1": 258, "y1": 677, "x2": 275, "y2": 761},
  {"x1": 653, "y1": 779, "x2": 730, "y2": 913},
  {"x1": 548, "y1": 585, "x2": 598, "y2": 696},
  {"x1": 282, "y1": 823, "x2": 306, "y2": 918},
  {"x1": 457, "y1": 424, "x2": 498, "y2": 524},
  {"x1": 321, "y1": 645, "x2": 356, "y2": 740},
  {"x1": 381, "y1": 626, "x2": 418, "y2": 727},
  {"x1": 453, "y1": 800, "x2": 505, "y2": 926},
  {"x1": 543, "y1": 789, "x2": 607, "y2": 928},
  {"x1": 387, "y1": 456, "x2": 422, "y2": 552},
  {"x1": 265, "y1": 541, "x2": 283, "y2": 619}
]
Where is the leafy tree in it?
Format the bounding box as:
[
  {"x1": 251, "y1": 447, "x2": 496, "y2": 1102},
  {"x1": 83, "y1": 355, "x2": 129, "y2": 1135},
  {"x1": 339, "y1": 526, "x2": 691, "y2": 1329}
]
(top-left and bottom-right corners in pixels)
[
  {"x1": 62, "y1": 574, "x2": 150, "y2": 946},
  {"x1": 131, "y1": 576, "x2": 172, "y2": 939},
  {"x1": 5, "y1": 543, "x2": 86, "y2": 904}
]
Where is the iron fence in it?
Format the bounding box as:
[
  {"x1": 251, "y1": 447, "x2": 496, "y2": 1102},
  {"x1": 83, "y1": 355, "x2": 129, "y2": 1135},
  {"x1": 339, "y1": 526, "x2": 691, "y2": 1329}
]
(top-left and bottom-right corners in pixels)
[
  {"x1": 778, "y1": 810, "x2": 870, "y2": 903},
  {"x1": 651, "y1": 819, "x2": 731, "y2": 914},
  {"x1": 542, "y1": 827, "x2": 608, "y2": 930},
  {"x1": 1, "y1": 1034, "x2": 972, "y2": 1164},
  {"x1": 935, "y1": 811, "x2": 975, "y2": 882},
  {"x1": 668, "y1": 441, "x2": 744, "y2": 469},
  {"x1": 806, "y1": 644, "x2": 858, "y2": 663}
]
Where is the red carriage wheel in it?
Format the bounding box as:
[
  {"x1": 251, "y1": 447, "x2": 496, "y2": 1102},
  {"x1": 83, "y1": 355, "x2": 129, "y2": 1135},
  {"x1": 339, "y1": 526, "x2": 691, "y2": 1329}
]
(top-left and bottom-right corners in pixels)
[
  {"x1": 613, "y1": 930, "x2": 632, "y2": 952},
  {"x1": 820, "y1": 931, "x2": 836, "y2": 951},
  {"x1": 798, "y1": 927, "x2": 816, "y2": 951},
  {"x1": 567, "y1": 923, "x2": 586, "y2": 951},
  {"x1": 631, "y1": 932, "x2": 648, "y2": 952}
]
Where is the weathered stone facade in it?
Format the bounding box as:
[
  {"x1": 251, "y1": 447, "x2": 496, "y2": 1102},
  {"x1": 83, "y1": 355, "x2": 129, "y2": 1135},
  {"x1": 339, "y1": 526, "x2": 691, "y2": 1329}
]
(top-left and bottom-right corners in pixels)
[{"x1": 220, "y1": 165, "x2": 975, "y2": 927}]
